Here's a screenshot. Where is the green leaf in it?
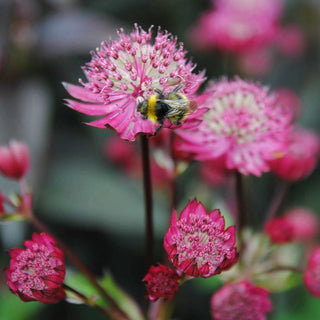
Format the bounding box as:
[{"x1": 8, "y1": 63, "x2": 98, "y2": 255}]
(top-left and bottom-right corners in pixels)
[
  {"x1": 100, "y1": 273, "x2": 145, "y2": 320},
  {"x1": 0, "y1": 289, "x2": 44, "y2": 320}
]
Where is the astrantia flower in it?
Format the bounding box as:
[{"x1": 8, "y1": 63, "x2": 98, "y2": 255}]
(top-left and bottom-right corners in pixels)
[
  {"x1": 269, "y1": 127, "x2": 320, "y2": 182},
  {"x1": 143, "y1": 264, "x2": 180, "y2": 302},
  {"x1": 264, "y1": 216, "x2": 294, "y2": 244},
  {"x1": 284, "y1": 207, "x2": 319, "y2": 242},
  {"x1": 0, "y1": 140, "x2": 29, "y2": 179},
  {"x1": 64, "y1": 24, "x2": 205, "y2": 141},
  {"x1": 211, "y1": 281, "x2": 273, "y2": 320},
  {"x1": 5, "y1": 232, "x2": 66, "y2": 303},
  {"x1": 304, "y1": 247, "x2": 320, "y2": 297},
  {"x1": 164, "y1": 199, "x2": 237, "y2": 278},
  {"x1": 177, "y1": 78, "x2": 292, "y2": 176},
  {"x1": 191, "y1": 0, "x2": 282, "y2": 53}
]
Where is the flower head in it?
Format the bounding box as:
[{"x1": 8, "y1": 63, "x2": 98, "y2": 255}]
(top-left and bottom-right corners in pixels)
[
  {"x1": 64, "y1": 24, "x2": 205, "y2": 141},
  {"x1": 284, "y1": 207, "x2": 319, "y2": 242},
  {"x1": 264, "y1": 216, "x2": 294, "y2": 244},
  {"x1": 191, "y1": 0, "x2": 282, "y2": 53},
  {"x1": 0, "y1": 140, "x2": 29, "y2": 179},
  {"x1": 304, "y1": 247, "x2": 320, "y2": 297},
  {"x1": 164, "y1": 199, "x2": 237, "y2": 278},
  {"x1": 211, "y1": 281, "x2": 273, "y2": 320},
  {"x1": 143, "y1": 264, "x2": 180, "y2": 302},
  {"x1": 5, "y1": 232, "x2": 66, "y2": 303},
  {"x1": 177, "y1": 78, "x2": 292, "y2": 176},
  {"x1": 269, "y1": 127, "x2": 320, "y2": 182}
]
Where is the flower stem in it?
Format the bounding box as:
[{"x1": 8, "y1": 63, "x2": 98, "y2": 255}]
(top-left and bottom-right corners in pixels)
[
  {"x1": 63, "y1": 284, "x2": 128, "y2": 320},
  {"x1": 169, "y1": 131, "x2": 177, "y2": 211},
  {"x1": 235, "y1": 171, "x2": 247, "y2": 233},
  {"x1": 265, "y1": 181, "x2": 289, "y2": 223},
  {"x1": 140, "y1": 135, "x2": 154, "y2": 268},
  {"x1": 30, "y1": 216, "x2": 129, "y2": 320}
]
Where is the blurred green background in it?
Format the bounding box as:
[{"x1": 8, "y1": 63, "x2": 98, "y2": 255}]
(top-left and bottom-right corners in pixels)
[{"x1": 0, "y1": 0, "x2": 320, "y2": 319}]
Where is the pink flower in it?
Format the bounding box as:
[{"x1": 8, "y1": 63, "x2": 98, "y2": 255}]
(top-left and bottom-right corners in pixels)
[
  {"x1": 200, "y1": 157, "x2": 231, "y2": 187},
  {"x1": 277, "y1": 25, "x2": 305, "y2": 58},
  {"x1": 211, "y1": 281, "x2": 273, "y2": 320},
  {"x1": 143, "y1": 264, "x2": 180, "y2": 302},
  {"x1": 284, "y1": 207, "x2": 319, "y2": 242},
  {"x1": 0, "y1": 140, "x2": 29, "y2": 179},
  {"x1": 5, "y1": 232, "x2": 66, "y2": 303},
  {"x1": 304, "y1": 247, "x2": 320, "y2": 297},
  {"x1": 269, "y1": 127, "x2": 320, "y2": 182},
  {"x1": 264, "y1": 216, "x2": 294, "y2": 244},
  {"x1": 237, "y1": 49, "x2": 274, "y2": 76},
  {"x1": 64, "y1": 24, "x2": 205, "y2": 141},
  {"x1": 191, "y1": 0, "x2": 282, "y2": 53},
  {"x1": 274, "y1": 88, "x2": 301, "y2": 123},
  {"x1": 164, "y1": 199, "x2": 238, "y2": 278},
  {"x1": 177, "y1": 78, "x2": 292, "y2": 176}
]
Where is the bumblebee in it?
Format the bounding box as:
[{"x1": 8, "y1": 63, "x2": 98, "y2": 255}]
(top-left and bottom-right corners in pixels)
[{"x1": 137, "y1": 84, "x2": 198, "y2": 126}]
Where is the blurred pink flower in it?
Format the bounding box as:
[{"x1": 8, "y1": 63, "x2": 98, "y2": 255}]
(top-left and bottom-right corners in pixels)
[
  {"x1": 264, "y1": 216, "x2": 294, "y2": 244},
  {"x1": 269, "y1": 127, "x2": 320, "y2": 182},
  {"x1": 177, "y1": 78, "x2": 292, "y2": 176},
  {"x1": 200, "y1": 156, "x2": 231, "y2": 187},
  {"x1": 210, "y1": 281, "x2": 273, "y2": 320},
  {"x1": 304, "y1": 247, "x2": 320, "y2": 297},
  {"x1": 143, "y1": 264, "x2": 180, "y2": 302},
  {"x1": 191, "y1": 0, "x2": 283, "y2": 53},
  {"x1": 237, "y1": 49, "x2": 274, "y2": 76},
  {"x1": 64, "y1": 24, "x2": 205, "y2": 141},
  {"x1": 283, "y1": 207, "x2": 319, "y2": 242},
  {"x1": 5, "y1": 233, "x2": 66, "y2": 303},
  {"x1": 0, "y1": 140, "x2": 30, "y2": 180},
  {"x1": 274, "y1": 88, "x2": 301, "y2": 123},
  {"x1": 164, "y1": 199, "x2": 237, "y2": 278},
  {"x1": 277, "y1": 25, "x2": 305, "y2": 58}
]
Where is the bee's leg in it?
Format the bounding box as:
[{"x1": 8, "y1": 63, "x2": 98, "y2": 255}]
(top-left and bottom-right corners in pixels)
[
  {"x1": 153, "y1": 88, "x2": 165, "y2": 99},
  {"x1": 154, "y1": 123, "x2": 163, "y2": 135},
  {"x1": 173, "y1": 82, "x2": 185, "y2": 92}
]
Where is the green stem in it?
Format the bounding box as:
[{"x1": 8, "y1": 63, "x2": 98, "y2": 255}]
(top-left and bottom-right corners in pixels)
[
  {"x1": 30, "y1": 216, "x2": 129, "y2": 320},
  {"x1": 265, "y1": 181, "x2": 289, "y2": 223},
  {"x1": 140, "y1": 135, "x2": 154, "y2": 269},
  {"x1": 235, "y1": 171, "x2": 246, "y2": 233},
  {"x1": 62, "y1": 284, "x2": 116, "y2": 319}
]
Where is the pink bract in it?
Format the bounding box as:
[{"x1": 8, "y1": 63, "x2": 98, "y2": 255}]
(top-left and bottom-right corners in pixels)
[
  {"x1": 5, "y1": 232, "x2": 66, "y2": 303},
  {"x1": 177, "y1": 78, "x2": 292, "y2": 176},
  {"x1": 211, "y1": 281, "x2": 273, "y2": 320},
  {"x1": 64, "y1": 24, "x2": 205, "y2": 141},
  {"x1": 304, "y1": 247, "x2": 320, "y2": 297},
  {"x1": 164, "y1": 199, "x2": 238, "y2": 278},
  {"x1": 0, "y1": 140, "x2": 29, "y2": 180},
  {"x1": 269, "y1": 127, "x2": 320, "y2": 182},
  {"x1": 143, "y1": 264, "x2": 180, "y2": 302}
]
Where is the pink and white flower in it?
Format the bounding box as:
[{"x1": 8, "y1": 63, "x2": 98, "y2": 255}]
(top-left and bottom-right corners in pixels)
[
  {"x1": 164, "y1": 199, "x2": 237, "y2": 278},
  {"x1": 64, "y1": 24, "x2": 205, "y2": 141},
  {"x1": 177, "y1": 78, "x2": 292, "y2": 176}
]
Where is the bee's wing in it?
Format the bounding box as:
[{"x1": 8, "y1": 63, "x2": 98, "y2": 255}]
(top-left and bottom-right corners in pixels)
[{"x1": 161, "y1": 99, "x2": 189, "y2": 116}]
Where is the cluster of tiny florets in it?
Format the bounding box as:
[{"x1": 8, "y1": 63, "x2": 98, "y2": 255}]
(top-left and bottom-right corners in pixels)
[
  {"x1": 164, "y1": 199, "x2": 237, "y2": 278},
  {"x1": 65, "y1": 24, "x2": 205, "y2": 140}
]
